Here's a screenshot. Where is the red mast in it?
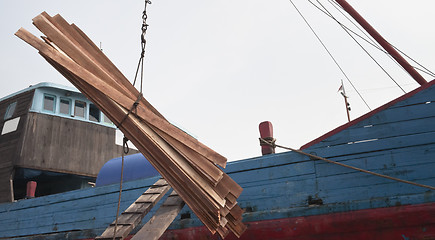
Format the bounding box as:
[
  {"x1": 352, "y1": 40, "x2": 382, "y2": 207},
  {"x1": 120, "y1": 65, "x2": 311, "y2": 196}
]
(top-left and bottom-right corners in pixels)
[{"x1": 334, "y1": 0, "x2": 427, "y2": 86}]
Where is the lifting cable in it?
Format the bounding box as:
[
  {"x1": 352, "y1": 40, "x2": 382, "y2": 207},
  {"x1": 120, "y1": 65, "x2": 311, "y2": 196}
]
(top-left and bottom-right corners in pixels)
[
  {"x1": 288, "y1": 0, "x2": 372, "y2": 111},
  {"x1": 259, "y1": 138, "x2": 435, "y2": 191},
  {"x1": 112, "y1": 137, "x2": 129, "y2": 239},
  {"x1": 113, "y1": 1, "x2": 151, "y2": 239}
]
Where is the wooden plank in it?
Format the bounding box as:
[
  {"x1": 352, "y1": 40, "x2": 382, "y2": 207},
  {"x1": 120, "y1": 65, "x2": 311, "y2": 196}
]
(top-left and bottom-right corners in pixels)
[
  {"x1": 389, "y1": 83, "x2": 435, "y2": 108},
  {"x1": 305, "y1": 131, "x2": 435, "y2": 160},
  {"x1": 0, "y1": 73, "x2": 35, "y2": 204},
  {"x1": 16, "y1": 14, "x2": 246, "y2": 237},
  {"x1": 69, "y1": 20, "x2": 168, "y2": 121},
  {"x1": 131, "y1": 191, "x2": 185, "y2": 240},
  {"x1": 16, "y1": 27, "x2": 226, "y2": 172},
  {"x1": 51, "y1": 11, "x2": 167, "y2": 120},
  {"x1": 315, "y1": 144, "x2": 435, "y2": 178},
  {"x1": 119, "y1": 106, "x2": 225, "y2": 211},
  {"x1": 110, "y1": 103, "x2": 225, "y2": 233},
  {"x1": 32, "y1": 13, "x2": 132, "y2": 100},
  {"x1": 30, "y1": 13, "x2": 227, "y2": 168},
  {"x1": 349, "y1": 102, "x2": 435, "y2": 129},
  {"x1": 16, "y1": 24, "x2": 226, "y2": 171},
  {"x1": 17, "y1": 112, "x2": 121, "y2": 176},
  {"x1": 155, "y1": 128, "x2": 224, "y2": 185},
  {"x1": 311, "y1": 115, "x2": 435, "y2": 149},
  {"x1": 96, "y1": 178, "x2": 171, "y2": 240},
  {"x1": 300, "y1": 80, "x2": 435, "y2": 150}
]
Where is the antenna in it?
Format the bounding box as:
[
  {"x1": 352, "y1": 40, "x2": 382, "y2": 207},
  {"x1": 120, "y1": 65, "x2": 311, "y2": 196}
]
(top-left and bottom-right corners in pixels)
[{"x1": 338, "y1": 80, "x2": 351, "y2": 122}]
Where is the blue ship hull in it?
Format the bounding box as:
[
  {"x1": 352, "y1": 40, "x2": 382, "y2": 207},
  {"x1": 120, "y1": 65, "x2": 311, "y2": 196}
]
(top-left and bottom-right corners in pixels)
[{"x1": 1, "y1": 80, "x2": 435, "y2": 239}]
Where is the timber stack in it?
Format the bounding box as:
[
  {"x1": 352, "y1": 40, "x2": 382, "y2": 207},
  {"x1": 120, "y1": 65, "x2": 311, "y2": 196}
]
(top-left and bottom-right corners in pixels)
[{"x1": 15, "y1": 12, "x2": 246, "y2": 238}]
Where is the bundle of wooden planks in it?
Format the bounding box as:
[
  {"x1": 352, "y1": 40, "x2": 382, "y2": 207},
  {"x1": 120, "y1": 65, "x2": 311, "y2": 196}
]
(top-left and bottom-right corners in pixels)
[{"x1": 16, "y1": 12, "x2": 246, "y2": 238}]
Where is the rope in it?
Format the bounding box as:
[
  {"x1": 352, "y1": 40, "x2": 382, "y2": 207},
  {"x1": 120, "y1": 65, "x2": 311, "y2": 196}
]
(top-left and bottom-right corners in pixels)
[
  {"x1": 117, "y1": 93, "x2": 143, "y2": 129},
  {"x1": 259, "y1": 138, "x2": 435, "y2": 191},
  {"x1": 113, "y1": 137, "x2": 130, "y2": 240},
  {"x1": 112, "y1": 1, "x2": 151, "y2": 238},
  {"x1": 288, "y1": 0, "x2": 372, "y2": 111}
]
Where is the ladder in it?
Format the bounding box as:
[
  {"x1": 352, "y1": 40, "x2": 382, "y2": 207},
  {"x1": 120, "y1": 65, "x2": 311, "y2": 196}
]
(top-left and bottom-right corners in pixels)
[{"x1": 96, "y1": 178, "x2": 185, "y2": 240}]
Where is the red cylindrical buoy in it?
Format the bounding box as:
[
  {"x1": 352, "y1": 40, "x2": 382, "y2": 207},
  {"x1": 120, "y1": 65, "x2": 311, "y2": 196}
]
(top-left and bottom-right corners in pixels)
[
  {"x1": 26, "y1": 181, "x2": 37, "y2": 198},
  {"x1": 259, "y1": 121, "x2": 276, "y2": 155}
]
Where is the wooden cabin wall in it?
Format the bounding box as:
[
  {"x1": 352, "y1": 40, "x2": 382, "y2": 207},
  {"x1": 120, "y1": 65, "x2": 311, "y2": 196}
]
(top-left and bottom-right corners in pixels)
[
  {"x1": 17, "y1": 112, "x2": 125, "y2": 177},
  {"x1": 0, "y1": 90, "x2": 35, "y2": 203}
]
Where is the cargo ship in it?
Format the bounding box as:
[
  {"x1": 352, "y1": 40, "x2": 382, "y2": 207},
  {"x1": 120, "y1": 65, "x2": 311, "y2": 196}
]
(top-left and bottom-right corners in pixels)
[{"x1": 1, "y1": 0, "x2": 435, "y2": 239}]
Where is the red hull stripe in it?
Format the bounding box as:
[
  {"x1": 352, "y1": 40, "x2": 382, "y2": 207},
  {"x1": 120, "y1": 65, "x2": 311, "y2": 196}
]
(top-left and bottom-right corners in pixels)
[
  {"x1": 160, "y1": 202, "x2": 435, "y2": 240},
  {"x1": 300, "y1": 79, "x2": 435, "y2": 150}
]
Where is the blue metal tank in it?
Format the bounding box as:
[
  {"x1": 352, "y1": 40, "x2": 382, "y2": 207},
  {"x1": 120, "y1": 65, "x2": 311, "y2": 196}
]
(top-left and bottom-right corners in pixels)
[{"x1": 95, "y1": 153, "x2": 160, "y2": 187}]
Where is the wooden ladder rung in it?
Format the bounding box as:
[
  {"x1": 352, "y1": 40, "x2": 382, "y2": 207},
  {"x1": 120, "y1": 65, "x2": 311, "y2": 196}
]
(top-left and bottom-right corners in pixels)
[
  {"x1": 131, "y1": 192, "x2": 185, "y2": 240},
  {"x1": 95, "y1": 178, "x2": 171, "y2": 240}
]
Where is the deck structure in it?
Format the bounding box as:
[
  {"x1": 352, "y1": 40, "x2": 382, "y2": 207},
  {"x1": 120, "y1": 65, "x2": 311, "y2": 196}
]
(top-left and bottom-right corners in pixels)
[{"x1": 0, "y1": 82, "x2": 135, "y2": 203}]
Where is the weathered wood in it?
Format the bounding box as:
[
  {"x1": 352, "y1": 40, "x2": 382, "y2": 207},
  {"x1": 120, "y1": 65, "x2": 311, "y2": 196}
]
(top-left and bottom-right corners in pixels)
[
  {"x1": 96, "y1": 178, "x2": 171, "y2": 240},
  {"x1": 31, "y1": 13, "x2": 227, "y2": 168},
  {"x1": 17, "y1": 113, "x2": 123, "y2": 176},
  {"x1": 131, "y1": 191, "x2": 185, "y2": 240},
  {"x1": 0, "y1": 90, "x2": 34, "y2": 203},
  {"x1": 300, "y1": 80, "x2": 435, "y2": 150},
  {"x1": 15, "y1": 27, "x2": 227, "y2": 173},
  {"x1": 309, "y1": 103, "x2": 435, "y2": 149},
  {"x1": 16, "y1": 13, "x2": 246, "y2": 238}
]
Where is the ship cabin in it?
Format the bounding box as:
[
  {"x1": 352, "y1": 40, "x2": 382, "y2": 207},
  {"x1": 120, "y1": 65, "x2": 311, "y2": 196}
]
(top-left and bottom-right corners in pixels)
[{"x1": 0, "y1": 82, "x2": 131, "y2": 203}]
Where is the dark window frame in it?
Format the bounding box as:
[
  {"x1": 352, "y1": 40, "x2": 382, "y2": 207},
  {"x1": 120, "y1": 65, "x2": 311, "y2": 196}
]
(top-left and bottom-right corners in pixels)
[
  {"x1": 43, "y1": 94, "x2": 56, "y2": 113},
  {"x1": 89, "y1": 103, "x2": 100, "y2": 122},
  {"x1": 59, "y1": 98, "x2": 72, "y2": 116},
  {"x1": 4, "y1": 101, "x2": 17, "y2": 120},
  {"x1": 74, "y1": 100, "x2": 86, "y2": 118}
]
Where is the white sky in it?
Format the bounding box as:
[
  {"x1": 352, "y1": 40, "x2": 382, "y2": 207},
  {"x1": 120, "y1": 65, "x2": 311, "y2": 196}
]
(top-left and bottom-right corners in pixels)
[{"x1": 1, "y1": 0, "x2": 434, "y2": 161}]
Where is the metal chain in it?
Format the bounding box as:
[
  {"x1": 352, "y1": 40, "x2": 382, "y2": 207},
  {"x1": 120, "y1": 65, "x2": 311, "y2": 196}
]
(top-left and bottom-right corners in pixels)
[
  {"x1": 259, "y1": 138, "x2": 435, "y2": 191},
  {"x1": 113, "y1": 2, "x2": 150, "y2": 237},
  {"x1": 133, "y1": 0, "x2": 152, "y2": 94}
]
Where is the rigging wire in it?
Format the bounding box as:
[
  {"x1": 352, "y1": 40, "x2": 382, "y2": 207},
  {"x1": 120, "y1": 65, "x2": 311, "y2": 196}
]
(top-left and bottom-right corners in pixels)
[
  {"x1": 326, "y1": 0, "x2": 410, "y2": 76},
  {"x1": 328, "y1": 0, "x2": 435, "y2": 79},
  {"x1": 311, "y1": 0, "x2": 435, "y2": 80},
  {"x1": 391, "y1": 44, "x2": 435, "y2": 77},
  {"x1": 288, "y1": 0, "x2": 372, "y2": 110},
  {"x1": 310, "y1": 0, "x2": 406, "y2": 94},
  {"x1": 327, "y1": 0, "x2": 379, "y2": 48},
  {"x1": 326, "y1": 0, "x2": 423, "y2": 81}
]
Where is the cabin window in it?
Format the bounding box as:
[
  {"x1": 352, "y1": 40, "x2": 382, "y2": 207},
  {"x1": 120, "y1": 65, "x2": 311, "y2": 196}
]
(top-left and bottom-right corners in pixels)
[
  {"x1": 102, "y1": 113, "x2": 113, "y2": 125},
  {"x1": 74, "y1": 100, "x2": 86, "y2": 118},
  {"x1": 1, "y1": 117, "x2": 20, "y2": 135},
  {"x1": 43, "y1": 94, "x2": 56, "y2": 113},
  {"x1": 4, "y1": 101, "x2": 17, "y2": 120},
  {"x1": 59, "y1": 98, "x2": 71, "y2": 115},
  {"x1": 89, "y1": 104, "x2": 100, "y2": 122}
]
